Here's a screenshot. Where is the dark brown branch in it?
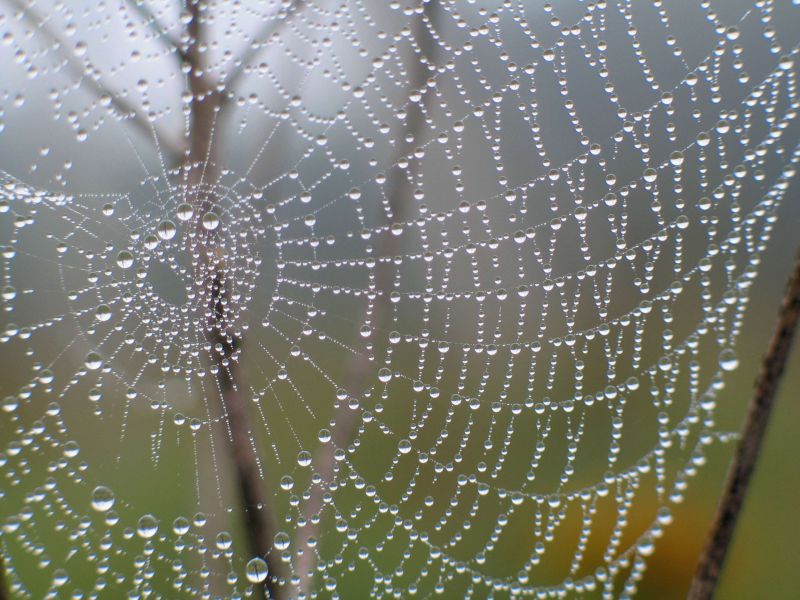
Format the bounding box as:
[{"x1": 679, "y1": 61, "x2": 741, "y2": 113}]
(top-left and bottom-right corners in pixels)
[
  {"x1": 4, "y1": 0, "x2": 184, "y2": 162},
  {"x1": 184, "y1": 2, "x2": 283, "y2": 598},
  {"x1": 221, "y1": 0, "x2": 306, "y2": 103},
  {"x1": 292, "y1": 3, "x2": 440, "y2": 595},
  {"x1": 125, "y1": 0, "x2": 188, "y2": 62},
  {"x1": 687, "y1": 250, "x2": 800, "y2": 599}
]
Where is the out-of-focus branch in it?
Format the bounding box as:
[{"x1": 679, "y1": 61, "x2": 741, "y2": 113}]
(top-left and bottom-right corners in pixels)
[
  {"x1": 125, "y1": 0, "x2": 188, "y2": 62},
  {"x1": 292, "y1": 3, "x2": 440, "y2": 595},
  {"x1": 221, "y1": 0, "x2": 306, "y2": 103},
  {"x1": 4, "y1": 0, "x2": 184, "y2": 162},
  {"x1": 183, "y1": 2, "x2": 283, "y2": 598},
  {"x1": 687, "y1": 250, "x2": 800, "y2": 599}
]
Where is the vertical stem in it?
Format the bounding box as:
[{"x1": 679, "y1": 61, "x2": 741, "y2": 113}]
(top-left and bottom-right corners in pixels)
[
  {"x1": 292, "y1": 3, "x2": 440, "y2": 596},
  {"x1": 687, "y1": 250, "x2": 800, "y2": 599},
  {"x1": 184, "y1": 1, "x2": 283, "y2": 598}
]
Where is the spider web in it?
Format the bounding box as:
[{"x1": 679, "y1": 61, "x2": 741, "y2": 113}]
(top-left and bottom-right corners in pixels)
[{"x1": 0, "y1": 0, "x2": 799, "y2": 598}]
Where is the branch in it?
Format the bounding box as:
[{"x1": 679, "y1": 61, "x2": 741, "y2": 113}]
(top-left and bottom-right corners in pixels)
[
  {"x1": 4, "y1": 0, "x2": 184, "y2": 162},
  {"x1": 292, "y1": 2, "x2": 441, "y2": 595},
  {"x1": 183, "y1": 2, "x2": 283, "y2": 598},
  {"x1": 124, "y1": 0, "x2": 189, "y2": 62},
  {"x1": 221, "y1": 0, "x2": 306, "y2": 103},
  {"x1": 687, "y1": 249, "x2": 800, "y2": 599}
]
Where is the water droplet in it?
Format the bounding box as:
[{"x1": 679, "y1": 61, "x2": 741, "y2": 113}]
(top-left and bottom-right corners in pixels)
[
  {"x1": 246, "y1": 557, "x2": 268, "y2": 583},
  {"x1": 176, "y1": 203, "x2": 194, "y2": 221},
  {"x1": 95, "y1": 304, "x2": 112, "y2": 322},
  {"x1": 157, "y1": 220, "x2": 177, "y2": 240},
  {"x1": 637, "y1": 535, "x2": 655, "y2": 556},
  {"x1": 719, "y1": 349, "x2": 739, "y2": 371},
  {"x1": 84, "y1": 352, "x2": 103, "y2": 370},
  {"x1": 216, "y1": 531, "x2": 233, "y2": 550},
  {"x1": 172, "y1": 517, "x2": 190, "y2": 535},
  {"x1": 2, "y1": 396, "x2": 18, "y2": 412},
  {"x1": 116, "y1": 251, "x2": 134, "y2": 269},
  {"x1": 202, "y1": 211, "x2": 220, "y2": 231},
  {"x1": 137, "y1": 514, "x2": 158, "y2": 539},
  {"x1": 91, "y1": 486, "x2": 115, "y2": 511},
  {"x1": 274, "y1": 531, "x2": 290, "y2": 551},
  {"x1": 297, "y1": 451, "x2": 312, "y2": 467}
]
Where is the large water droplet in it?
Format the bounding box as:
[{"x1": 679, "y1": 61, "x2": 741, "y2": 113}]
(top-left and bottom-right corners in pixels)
[
  {"x1": 95, "y1": 304, "x2": 112, "y2": 322},
  {"x1": 274, "y1": 531, "x2": 290, "y2": 551},
  {"x1": 202, "y1": 211, "x2": 220, "y2": 231},
  {"x1": 91, "y1": 486, "x2": 115, "y2": 511},
  {"x1": 297, "y1": 451, "x2": 312, "y2": 467},
  {"x1": 137, "y1": 514, "x2": 158, "y2": 539},
  {"x1": 84, "y1": 352, "x2": 103, "y2": 370},
  {"x1": 176, "y1": 203, "x2": 194, "y2": 221},
  {"x1": 116, "y1": 251, "x2": 134, "y2": 269},
  {"x1": 157, "y1": 219, "x2": 177, "y2": 240},
  {"x1": 246, "y1": 557, "x2": 268, "y2": 583}
]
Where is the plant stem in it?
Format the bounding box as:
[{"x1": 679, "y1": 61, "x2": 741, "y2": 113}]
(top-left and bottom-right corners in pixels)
[
  {"x1": 184, "y1": 1, "x2": 282, "y2": 598},
  {"x1": 687, "y1": 250, "x2": 800, "y2": 599},
  {"x1": 292, "y1": 3, "x2": 440, "y2": 595}
]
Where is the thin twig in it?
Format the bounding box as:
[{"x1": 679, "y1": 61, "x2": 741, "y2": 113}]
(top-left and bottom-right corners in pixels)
[
  {"x1": 4, "y1": 0, "x2": 184, "y2": 161},
  {"x1": 124, "y1": 0, "x2": 188, "y2": 62},
  {"x1": 292, "y1": 3, "x2": 440, "y2": 595},
  {"x1": 184, "y1": 1, "x2": 283, "y2": 598},
  {"x1": 687, "y1": 250, "x2": 800, "y2": 599}
]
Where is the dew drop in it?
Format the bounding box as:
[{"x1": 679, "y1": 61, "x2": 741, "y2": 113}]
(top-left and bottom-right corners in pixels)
[
  {"x1": 637, "y1": 535, "x2": 655, "y2": 556},
  {"x1": 116, "y1": 251, "x2": 134, "y2": 269},
  {"x1": 719, "y1": 348, "x2": 739, "y2": 371},
  {"x1": 202, "y1": 211, "x2": 220, "y2": 231},
  {"x1": 84, "y1": 352, "x2": 103, "y2": 370},
  {"x1": 137, "y1": 514, "x2": 158, "y2": 539},
  {"x1": 172, "y1": 517, "x2": 190, "y2": 536},
  {"x1": 246, "y1": 557, "x2": 268, "y2": 583},
  {"x1": 297, "y1": 450, "x2": 312, "y2": 467},
  {"x1": 91, "y1": 486, "x2": 115, "y2": 512},
  {"x1": 157, "y1": 220, "x2": 177, "y2": 240},
  {"x1": 176, "y1": 203, "x2": 194, "y2": 221},
  {"x1": 274, "y1": 531, "x2": 290, "y2": 551}
]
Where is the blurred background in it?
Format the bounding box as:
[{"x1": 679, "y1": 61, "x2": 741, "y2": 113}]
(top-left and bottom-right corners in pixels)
[{"x1": 0, "y1": 0, "x2": 798, "y2": 598}]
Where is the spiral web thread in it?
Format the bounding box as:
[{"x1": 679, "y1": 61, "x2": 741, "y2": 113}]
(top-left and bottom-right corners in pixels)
[{"x1": 0, "y1": 0, "x2": 799, "y2": 598}]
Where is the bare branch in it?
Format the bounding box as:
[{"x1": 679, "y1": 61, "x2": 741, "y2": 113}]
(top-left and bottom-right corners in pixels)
[
  {"x1": 687, "y1": 249, "x2": 800, "y2": 599},
  {"x1": 124, "y1": 0, "x2": 188, "y2": 62},
  {"x1": 4, "y1": 0, "x2": 184, "y2": 162},
  {"x1": 221, "y1": 0, "x2": 306, "y2": 103},
  {"x1": 183, "y1": 1, "x2": 283, "y2": 598},
  {"x1": 292, "y1": 3, "x2": 441, "y2": 594}
]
